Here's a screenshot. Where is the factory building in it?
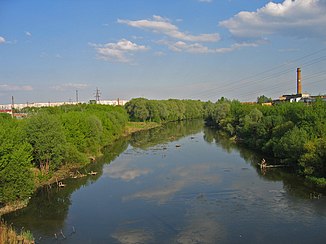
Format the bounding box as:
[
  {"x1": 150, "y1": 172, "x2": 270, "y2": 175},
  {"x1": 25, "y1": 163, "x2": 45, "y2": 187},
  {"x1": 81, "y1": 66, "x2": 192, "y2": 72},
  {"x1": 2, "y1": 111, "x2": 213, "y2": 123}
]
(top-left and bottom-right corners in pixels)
[{"x1": 274, "y1": 68, "x2": 326, "y2": 104}]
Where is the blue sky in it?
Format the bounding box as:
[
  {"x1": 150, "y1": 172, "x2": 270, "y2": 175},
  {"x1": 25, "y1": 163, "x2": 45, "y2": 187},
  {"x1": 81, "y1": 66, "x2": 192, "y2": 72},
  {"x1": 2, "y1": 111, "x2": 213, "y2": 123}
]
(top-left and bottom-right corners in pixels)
[{"x1": 0, "y1": 0, "x2": 325, "y2": 104}]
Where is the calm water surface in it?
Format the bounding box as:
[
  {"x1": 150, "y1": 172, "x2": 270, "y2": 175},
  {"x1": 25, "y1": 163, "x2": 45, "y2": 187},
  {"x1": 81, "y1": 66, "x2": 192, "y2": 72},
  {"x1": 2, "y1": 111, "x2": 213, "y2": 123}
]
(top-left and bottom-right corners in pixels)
[{"x1": 4, "y1": 121, "x2": 326, "y2": 243}]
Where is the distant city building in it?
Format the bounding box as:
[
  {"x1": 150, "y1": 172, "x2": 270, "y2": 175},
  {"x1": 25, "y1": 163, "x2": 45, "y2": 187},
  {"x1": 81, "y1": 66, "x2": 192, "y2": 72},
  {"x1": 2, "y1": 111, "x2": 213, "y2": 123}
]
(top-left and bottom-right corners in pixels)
[
  {"x1": 0, "y1": 99, "x2": 129, "y2": 111},
  {"x1": 97, "y1": 99, "x2": 128, "y2": 106}
]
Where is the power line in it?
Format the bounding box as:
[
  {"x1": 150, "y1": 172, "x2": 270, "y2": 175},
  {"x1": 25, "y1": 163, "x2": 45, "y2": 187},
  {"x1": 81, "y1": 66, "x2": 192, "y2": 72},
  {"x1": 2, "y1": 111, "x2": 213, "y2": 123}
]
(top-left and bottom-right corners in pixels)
[{"x1": 190, "y1": 47, "x2": 326, "y2": 100}]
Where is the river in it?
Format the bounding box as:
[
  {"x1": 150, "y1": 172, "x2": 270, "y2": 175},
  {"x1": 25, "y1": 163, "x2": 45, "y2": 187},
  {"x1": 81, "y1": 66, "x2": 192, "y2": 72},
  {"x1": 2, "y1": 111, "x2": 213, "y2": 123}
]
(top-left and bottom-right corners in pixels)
[{"x1": 3, "y1": 120, "x2": 326, "y2": 243}]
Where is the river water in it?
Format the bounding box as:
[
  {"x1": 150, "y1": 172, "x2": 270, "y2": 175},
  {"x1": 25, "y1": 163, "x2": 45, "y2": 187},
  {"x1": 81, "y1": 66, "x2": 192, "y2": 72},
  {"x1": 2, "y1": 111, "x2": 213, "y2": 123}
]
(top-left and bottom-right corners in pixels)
[{"x1": 4, "y1": 120, "x2": 326, "y2": 243}]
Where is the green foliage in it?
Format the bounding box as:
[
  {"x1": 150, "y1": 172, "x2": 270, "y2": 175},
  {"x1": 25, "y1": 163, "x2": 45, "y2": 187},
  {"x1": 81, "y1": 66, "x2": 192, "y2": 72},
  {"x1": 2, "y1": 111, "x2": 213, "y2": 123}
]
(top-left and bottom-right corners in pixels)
[
  {"x1": 25, "y1": 112, "x2": 66, "y2": 172},
  {"x1": 0, "y1": 104, "x2": 129, "y2": 204},
  {"x1": 299, "y1": 138, "x2": 326, "y2": 177},
  {"x1": 0, "y1": 118, "x2": 34, "y2": 203},
  {"x1": 125, "y1": 98, "x2": 204, "y2": 122},
  {"x1": 205, "y1": 99, "x2": 326, "y2": 181},
  {"x1": 257, "y1": 95, "x2": 272, "y2": 104}
]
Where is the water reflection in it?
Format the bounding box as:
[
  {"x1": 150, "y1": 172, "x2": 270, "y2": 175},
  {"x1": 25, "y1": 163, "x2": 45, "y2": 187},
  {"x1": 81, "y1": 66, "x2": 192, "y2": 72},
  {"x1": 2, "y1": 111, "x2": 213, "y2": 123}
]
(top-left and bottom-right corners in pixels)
[
  {"x1": 3, "y1": 136, "x2": 129, "y2": 237},
  {"x1": 126, "y1": 164, "x2": 220, "y2": 204},
  {"x1": 105, "y1": 160, "x2": 151, "y2": 181},
  {"x1": 129, "y1": 120, "x2": 204, "y2": 149},
  {"x1": 203, "y1": 126, "x2": 326, "y2": 200},
  {"x1": 112, "y1": 228, "x2": 154, "y2": 244}
]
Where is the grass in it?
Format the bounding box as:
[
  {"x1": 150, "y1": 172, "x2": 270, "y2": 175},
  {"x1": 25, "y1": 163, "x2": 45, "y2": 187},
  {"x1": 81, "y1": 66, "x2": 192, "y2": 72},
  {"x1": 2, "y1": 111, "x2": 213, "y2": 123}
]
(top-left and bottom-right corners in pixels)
[{"x1": 0, "y1": 220, "x2": 34, "y2": 244}]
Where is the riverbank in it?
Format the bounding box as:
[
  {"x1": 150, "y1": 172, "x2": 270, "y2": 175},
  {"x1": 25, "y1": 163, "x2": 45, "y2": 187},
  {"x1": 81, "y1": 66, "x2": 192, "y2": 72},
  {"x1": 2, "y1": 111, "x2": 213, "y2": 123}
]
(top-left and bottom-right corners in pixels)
[
  {"x1": 0, "y1": 121, "x2": 162, "y2": 242},
  {"x1": 0, "y1": 121, "x2": 161, "y2": 217}
]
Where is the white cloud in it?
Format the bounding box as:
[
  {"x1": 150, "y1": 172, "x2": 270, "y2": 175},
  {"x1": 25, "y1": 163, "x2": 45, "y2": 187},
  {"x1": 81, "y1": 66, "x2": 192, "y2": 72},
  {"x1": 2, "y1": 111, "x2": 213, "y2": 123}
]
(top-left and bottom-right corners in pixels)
[
  {"x1": 0, "y1": 36, "x2": 5, "y2": 44},
  {"x1": 0, "y1": 84, "x2": 33, "y2": 91},
  {"x1": 169, "y1": 41, "x2": 212, "y2": 53},
  {"x1": 198, "y1": 0, "x2": 212, "y2": 2},
  {"x1": 118, "y1": 15, "x2": 220, "y2": 42},
  {"x1": 25, "y1": 31, "x2": 32, "y2": 37},
  {"x1": 90, "y1": 39, "x2": 148, "y2": 63},
  {"x1": 51, "y1": 83, "x2": 88, "y2": 91},
  {"x1": 215, "y1": 41, "x2": 263, "y2": 53},
  {"x1": 160, "y1": 39, "x2": 262, "y2": 54},
  {"x1": 220, "y1": 0, "x2": 326, "y2": 40}
]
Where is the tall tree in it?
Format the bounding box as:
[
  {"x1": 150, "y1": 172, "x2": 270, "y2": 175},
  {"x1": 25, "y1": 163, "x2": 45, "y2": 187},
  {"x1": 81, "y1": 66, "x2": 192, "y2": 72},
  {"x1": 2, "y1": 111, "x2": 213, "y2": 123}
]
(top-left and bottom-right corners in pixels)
[{"x1": 25, "y1": 113, "x2": 66, "y2": 172}]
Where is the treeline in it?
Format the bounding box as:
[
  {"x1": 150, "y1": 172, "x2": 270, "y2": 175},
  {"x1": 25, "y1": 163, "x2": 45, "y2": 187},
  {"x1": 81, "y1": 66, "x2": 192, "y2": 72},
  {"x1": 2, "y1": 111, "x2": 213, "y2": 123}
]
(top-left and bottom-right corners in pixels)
[
  {"x1": 125, "y1": 98, "x2": 204, "y2": 122},
  {"x1": 0, "y1": 104, "x2": 128, "y2": 204},
  {"x1": 205, "y1": 98, "x2": 326, "y2": 184}
]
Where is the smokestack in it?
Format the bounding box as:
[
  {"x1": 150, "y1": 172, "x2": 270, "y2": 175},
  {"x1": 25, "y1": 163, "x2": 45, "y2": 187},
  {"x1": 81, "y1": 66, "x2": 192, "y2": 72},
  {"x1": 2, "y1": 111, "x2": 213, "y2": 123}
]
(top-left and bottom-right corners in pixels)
[{"x1": 297, "y1": 68, "x2": 302, "y2": 95}]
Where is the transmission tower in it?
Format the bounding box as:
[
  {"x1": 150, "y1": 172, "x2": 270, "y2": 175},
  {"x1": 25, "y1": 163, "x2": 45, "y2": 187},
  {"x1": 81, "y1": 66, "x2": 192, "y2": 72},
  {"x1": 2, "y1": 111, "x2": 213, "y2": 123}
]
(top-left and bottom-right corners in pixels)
[{"x1": 94, "y1": 88, "x2": 101, "y2": 103}]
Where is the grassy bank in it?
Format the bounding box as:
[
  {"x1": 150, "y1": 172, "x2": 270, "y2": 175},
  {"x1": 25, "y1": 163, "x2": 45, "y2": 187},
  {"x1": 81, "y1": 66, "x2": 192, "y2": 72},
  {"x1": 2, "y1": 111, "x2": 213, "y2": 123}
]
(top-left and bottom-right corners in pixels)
[
  {"x1": 123, "y1": 121, "x2": 161, "y2": 135},
  {"x1": 0, "y1": 220, "x2": 34, "y2": 244}
]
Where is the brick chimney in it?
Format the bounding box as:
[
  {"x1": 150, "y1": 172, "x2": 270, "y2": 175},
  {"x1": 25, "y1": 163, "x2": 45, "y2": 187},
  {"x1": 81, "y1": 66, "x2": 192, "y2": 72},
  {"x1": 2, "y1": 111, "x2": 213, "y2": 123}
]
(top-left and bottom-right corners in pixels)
[{"x1": 297, "y1": 68, "x2": 302, "y2": 95}]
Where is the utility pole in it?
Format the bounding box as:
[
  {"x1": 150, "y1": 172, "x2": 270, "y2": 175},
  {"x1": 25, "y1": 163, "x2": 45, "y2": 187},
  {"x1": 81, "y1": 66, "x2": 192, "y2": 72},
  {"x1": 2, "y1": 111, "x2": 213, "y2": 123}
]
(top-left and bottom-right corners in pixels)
[
  {"x1": 76, "y1": 90, "x2": 79, "y2": 104},
  {"x1": 94, "y1": 88, "x2": 101, "y2": 104},
  {"x1": 11, "y1": 96, "x2": 14, "y2": 118}
]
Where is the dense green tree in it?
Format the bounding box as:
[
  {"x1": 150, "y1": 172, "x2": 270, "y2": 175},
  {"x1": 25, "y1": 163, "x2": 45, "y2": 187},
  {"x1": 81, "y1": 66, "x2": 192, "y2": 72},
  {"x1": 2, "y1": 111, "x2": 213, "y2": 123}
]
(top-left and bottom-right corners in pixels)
[
  {"x1": 205, "y1": 98, "x2": 326, "y2": 181},
  {"x1": 299, "y1": 138, "x2": 326, "y2": 177},
  {"x1": 0, "y1": 104, "x2": 129, "y2": 204},
  {"x1": 25, "y1": 112, "x2": 66, "y2": 172},
  {"x1": 125, "y1": 98, "x2": 204, "y2": 122},
  {"x1": 0, "y1": 118, "x2": 34, "y2": 203}
]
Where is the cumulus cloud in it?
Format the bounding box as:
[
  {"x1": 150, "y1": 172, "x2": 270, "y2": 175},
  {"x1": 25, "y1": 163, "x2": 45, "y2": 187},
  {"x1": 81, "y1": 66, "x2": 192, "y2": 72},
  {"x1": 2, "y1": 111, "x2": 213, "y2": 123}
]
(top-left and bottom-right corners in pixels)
[
  {"x1": 220, "y1": 0, "x2": 326, "y2": 40},
  {"x1": 0, "y1": 84, "x2": 33, "y2": 91},
  {"x1": 0, "y1": 36, "x2": 5, "y2": 44},
  {"x1": 118, "y1": 15, "x2": 220, "y2": 42},
  {"x1": 51, "y1": 83, "x2": 88, "y2": 91},
  {"x1": 90, "y1": 39, "x2": 148, "y2": 63}
]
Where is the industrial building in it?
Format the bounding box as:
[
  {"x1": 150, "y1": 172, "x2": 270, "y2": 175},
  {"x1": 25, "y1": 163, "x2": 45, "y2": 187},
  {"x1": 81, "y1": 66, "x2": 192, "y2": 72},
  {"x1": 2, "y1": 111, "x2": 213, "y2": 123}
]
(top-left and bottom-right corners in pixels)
[{"x1": 274, "y1": 68, "x2": 326, "y2": 104}]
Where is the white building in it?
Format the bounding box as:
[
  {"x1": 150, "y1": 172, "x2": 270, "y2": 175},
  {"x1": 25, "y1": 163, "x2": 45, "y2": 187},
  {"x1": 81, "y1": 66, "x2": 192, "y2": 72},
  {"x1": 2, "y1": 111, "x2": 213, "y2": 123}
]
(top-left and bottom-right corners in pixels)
[{"x1": 0, "y1": 99, "x2": 129, "y2": 110}]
